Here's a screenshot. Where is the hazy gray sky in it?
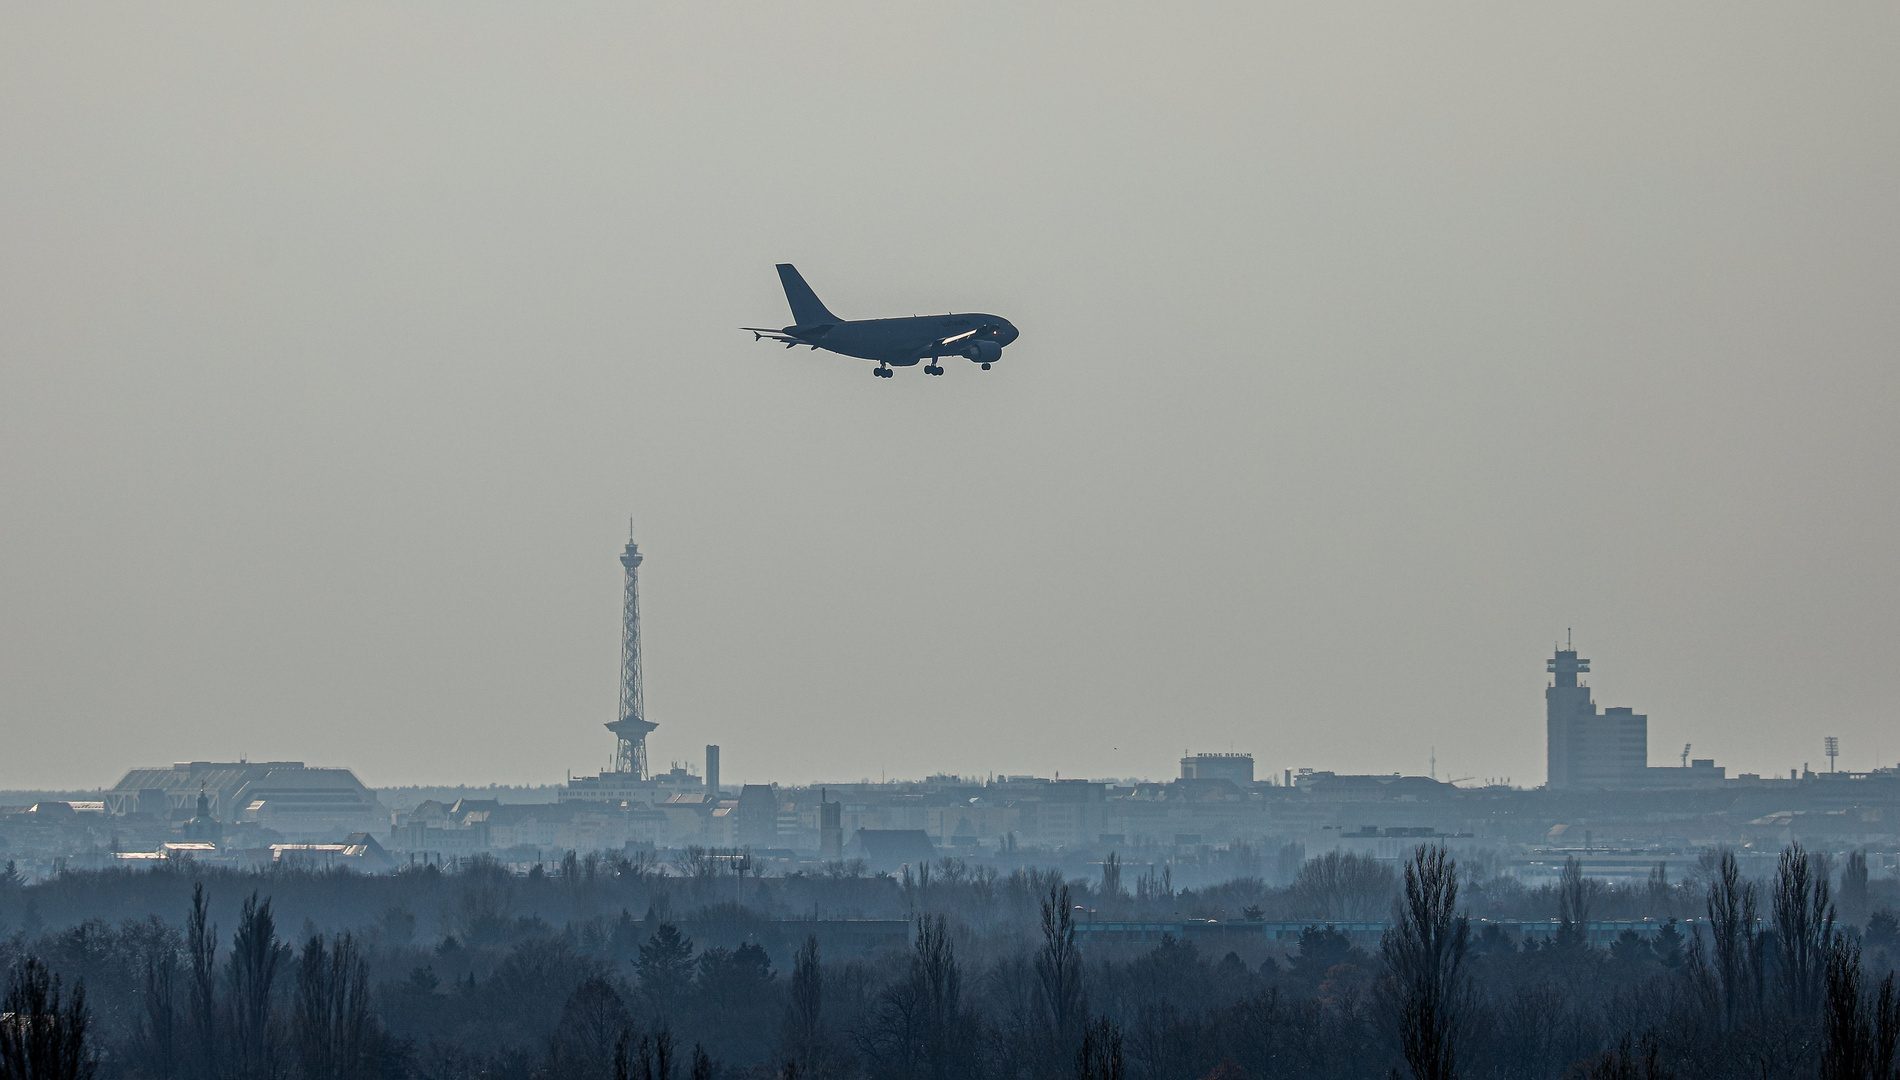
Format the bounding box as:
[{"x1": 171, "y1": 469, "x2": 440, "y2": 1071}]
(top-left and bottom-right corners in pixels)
[{"x1": 3, "y1": 5, "x2": 1896, "y2": 790}]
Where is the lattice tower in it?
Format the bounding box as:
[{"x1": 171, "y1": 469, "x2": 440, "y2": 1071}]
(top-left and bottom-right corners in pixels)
[{"x1": 605, "y1": 534, "x2": 657, "y2": 778}]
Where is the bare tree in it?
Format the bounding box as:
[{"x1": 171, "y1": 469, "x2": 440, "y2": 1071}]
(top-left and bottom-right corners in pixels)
[
  {"x1": 292, "y1": 933, "x2": 376, "y2": 1080},
  {"x1": 455, "y1": 856, "x2": 518, "y2": 946},
  {"x1": 185, "y1": 883, "x2": 219, "y2": 1078},
  {"x1": 1557, "y1": 857, "x2": 1601, "y2": 951},
  {"x1": 1381, "y1": 844, "x2": 1470, "y2": 1080},
  {"x1": 1133, "y1": 863, "x2": 1172, "y2": 903},
  {"x1": 1573, "y1": 1033, "x2": 1670, "y2": 1080},
  {"x1": 1036, "y1": 881, "x2": 1086, "y2": 1071},
  {"x1": 1823, "y1": 937, "x2": 1871, "y2": 1080},
  {"x1": 1840, "y1": 851, "x2": 1872, "y2": 928},
  {"x1": 1705, "y1": 849, "x2": 1762, "y2": 1026},
  {"x1": 1073, "y1": 1016, "x2": 1125, "y2": 1080},
  {"x1": 1878, "y1": 976, "x2": 1900, "y2": 1080},
  {"x1": 136, "y1": 921, "x2": 179, "y2": 1080},
  {"x1": 623, "y1": 1024, "x2": 676, "y2": 1080},
  {"x1": 911, "y1": 916, "x2": 964, "y2": 1080},
  {"x1": 0, "y1": 957, "x2": 95, "y2": 1080},
  {"x1": 548, "y1": 974, "x2": 630, "y2": 1080},
  {"x1": 1645, "y1": 862, "x2": 1676, "y2": 920},
  {"x1": 779, "y1": 936, "x2": 828, "y2": 1076},
  {"x1": 1295, "y1": 850, "x2": 1398, "y2": 922},
  {"x1": 1774, "y1": 842, "x2": 1836, "y2": 1017},
  {"x1": 1816, "y1": 934, "x2": 1900, "y2": 1080},
  {"x1": 858, "y1": 916, "x2": 967, "y2": 1080},
  {"x1": 226, "y1": 892, "x2": 284, "y2": 1080}
]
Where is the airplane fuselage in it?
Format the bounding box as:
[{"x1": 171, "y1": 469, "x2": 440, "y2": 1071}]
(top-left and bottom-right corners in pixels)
[
  {"x1": 746, "y1": 264, "x2": 1020, "y2": 377},
  {"x1": 783, "y1": 313, "x2": 1017, "y2": 366}
]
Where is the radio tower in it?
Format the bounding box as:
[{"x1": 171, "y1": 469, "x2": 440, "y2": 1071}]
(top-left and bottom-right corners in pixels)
[{"x1": 604, "y1": 527, "x2": 657, "y2": 779}]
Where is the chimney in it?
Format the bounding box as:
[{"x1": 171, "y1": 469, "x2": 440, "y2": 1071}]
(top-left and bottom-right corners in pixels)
[
  {"x1": 819, "y1": 787, "x2": 843, "y2": 860},
  {"x1": 706, "y1": 744, "x2": 721, "y2": 796}
]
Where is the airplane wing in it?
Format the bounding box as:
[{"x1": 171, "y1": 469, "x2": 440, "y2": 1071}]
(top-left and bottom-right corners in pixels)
[{"x1": 915, "y1": 324, "x2": 997, "y2": 353}]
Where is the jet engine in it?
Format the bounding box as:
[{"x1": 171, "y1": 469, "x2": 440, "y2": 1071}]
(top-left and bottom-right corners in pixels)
[{"x1": 964, "y1": 340, "x2": 1002, "y2": 365}]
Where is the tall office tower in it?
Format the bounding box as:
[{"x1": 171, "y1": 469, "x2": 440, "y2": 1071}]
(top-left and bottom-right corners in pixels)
[
  {"x1": 604, "y1": 534, "x2": 658, "y2": 779},
  {"x1": 706, "y1": 744, "x2": 721, "y2": 795},
  {"x1": 1546, "y1": 641, "x2": 1647, "y2": 789}
]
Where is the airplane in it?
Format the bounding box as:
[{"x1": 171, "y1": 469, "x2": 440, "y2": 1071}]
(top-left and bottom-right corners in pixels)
[{"x1": 743, "y1": 264, "x2": 1020, "y2": 379}]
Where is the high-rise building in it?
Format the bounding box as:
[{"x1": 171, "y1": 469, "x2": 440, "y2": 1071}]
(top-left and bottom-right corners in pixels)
[{"x1": 1545, "y1": 644, "x2": 1647, "y2": 789}]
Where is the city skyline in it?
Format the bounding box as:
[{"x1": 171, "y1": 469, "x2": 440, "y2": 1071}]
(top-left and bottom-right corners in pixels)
[
  {"x1": 4, "y1": 6, "x2": 1896, "y2": 790},
  {"x1": 0, "y1": 521, "x2": 1888, "y2": 791},
  {"x1": 0, "y1": 626, "x2": 1874, "y2": 794}
]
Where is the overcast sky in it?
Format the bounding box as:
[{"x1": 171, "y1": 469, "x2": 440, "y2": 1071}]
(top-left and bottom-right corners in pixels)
[{"x1": 2, "y1": 5, "x2": 1896, "y2": 791}]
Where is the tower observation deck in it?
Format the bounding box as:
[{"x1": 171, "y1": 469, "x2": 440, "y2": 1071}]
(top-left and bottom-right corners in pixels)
[
  {"x1": 1545, "y1": 637, "x2": 1647, "y2": 789},
  {"x1": 605, "y1": 535, "x2": 657, "y2": 779}
]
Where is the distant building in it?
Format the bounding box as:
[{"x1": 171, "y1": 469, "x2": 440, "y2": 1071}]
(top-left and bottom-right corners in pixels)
[
  {"x1": 1012, "y1": 779, "x2": 1106, "y2": 846},
  {"x1": 1637, "y1": 757, "x2": 1728, "y2": 788},
  {"x1": 561, "y1": 765, "x2": 702, "y2": 805},
  {"x1": 847, "y1": 828, "x2": 936, "y2": 870},
  {"x1": 180, "y1": 787, "x2": 222, "y2": 843},
  {"x1": 272, "y1": 833, "x2": 393, "y2": 871},
  {"x1": 1545, "y1": 647, "x2": 1648, "y2": 789},
  {"x1": 105, "y1": 761, "x2": 386, "y2": 839},
  {"x1": 736, "y1": 784, "x2": 778, "y2": 848},
  {"x1": 818, "y1": 792, "x2": 843, "y2": 859},
  {"x1": 1180, "y1": 753, "x2": 1254, "y2": 785}
]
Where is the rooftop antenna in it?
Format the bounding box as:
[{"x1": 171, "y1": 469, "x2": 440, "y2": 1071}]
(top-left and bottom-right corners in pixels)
[
  {"x1": 1825, "y1": 736, "x2": 1840, "y2": 773},
  {"x1": 1429, "y1": 746, "x2": 1436, "y2": 781}
]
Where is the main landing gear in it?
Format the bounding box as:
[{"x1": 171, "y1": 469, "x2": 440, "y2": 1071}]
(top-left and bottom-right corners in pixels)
[
  {"x1": 924, "y1": 364, "x2": 944, "y2": 375},
  {"x1": 873, "y1": 365, "x2": 893, "y2": 378}
]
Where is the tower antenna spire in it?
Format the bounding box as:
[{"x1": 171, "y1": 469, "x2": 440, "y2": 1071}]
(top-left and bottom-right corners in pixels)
[{"x1": 604, "y1": 531, "x2": 658, "y2": 779}]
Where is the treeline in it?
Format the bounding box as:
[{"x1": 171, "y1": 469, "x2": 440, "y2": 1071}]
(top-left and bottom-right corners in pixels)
[
  {"x1": 8, "y1": 847, "x2": 1893, "y2": 938},
  {"x1": 0, "y1": 847, "x2": 1897, "y2": 1079}
]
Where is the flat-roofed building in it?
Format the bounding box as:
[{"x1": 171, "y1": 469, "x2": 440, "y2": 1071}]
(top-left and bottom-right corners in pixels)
[{"x1": 1180, "y1": 753, "x2": 1255, "y2": 786}]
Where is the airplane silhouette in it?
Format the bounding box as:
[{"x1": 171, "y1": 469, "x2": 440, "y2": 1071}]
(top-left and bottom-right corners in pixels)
[{"x1": 744, "y1": 264, "x2": 1020, "y2": 379}]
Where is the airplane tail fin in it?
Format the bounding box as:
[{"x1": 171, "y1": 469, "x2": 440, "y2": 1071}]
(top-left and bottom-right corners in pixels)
[{"x1": 776, "y1": 264, "x2": 839, "y2": 326}]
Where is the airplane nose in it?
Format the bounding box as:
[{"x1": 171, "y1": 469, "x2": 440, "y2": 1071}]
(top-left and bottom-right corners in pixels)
[{"x1": 1000, "y1": 323, "x2": 1020, "y2": 345}]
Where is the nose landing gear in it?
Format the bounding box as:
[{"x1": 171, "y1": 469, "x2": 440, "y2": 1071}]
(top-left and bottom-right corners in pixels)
[{"x1": 981, "y1": 363, "x2": 992, "y2": 370}]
